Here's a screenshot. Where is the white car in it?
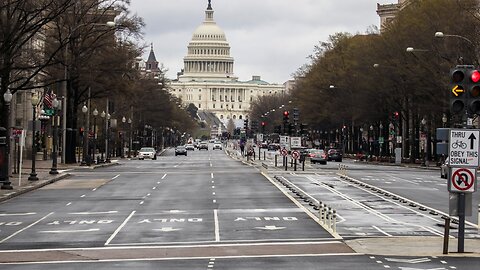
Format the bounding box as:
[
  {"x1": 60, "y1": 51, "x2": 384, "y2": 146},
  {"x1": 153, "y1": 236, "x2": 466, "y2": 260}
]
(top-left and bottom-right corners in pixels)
[
  {"x1": 185, "y1": 144, "x2": 195, "y2": 151},
  {"x1": 138, "y1": 147, "x2": 157, "y2": 160},
  {"x1": 213, "y1": 142, "x2": 223, "y2": 150}
]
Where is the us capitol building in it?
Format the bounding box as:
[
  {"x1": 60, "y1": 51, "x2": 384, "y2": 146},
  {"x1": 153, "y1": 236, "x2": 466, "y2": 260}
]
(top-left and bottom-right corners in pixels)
[{"x1": 165, "y1": 0, "x2": 288, "y2": 129}]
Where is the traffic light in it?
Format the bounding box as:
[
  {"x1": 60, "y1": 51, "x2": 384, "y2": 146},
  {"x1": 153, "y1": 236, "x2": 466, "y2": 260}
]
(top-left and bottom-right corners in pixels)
[
  {"x1": 261, "y1": 121, "x2": 266, "y2": 133},
  {"x1": 288, "y1": 123, "x2": 295, "y2": 135},
  {"x1": 449, "y1": 65, "x2": 480, "y2": 115},
  {"x1": 292, "y1": 108, "x2": 299, "y2": 122},
  {"x1": 79, "y1": 127, "x2": 84, "y2": 137},
  {"x1": 300, "y1": 123, "x2": 308, "y2": 135},
  {"x1": 244, "y1": 119, "x2": 249, "y2": 130},
  {"x1": 283, "y1": 111, "x2": 289, "y2": 121},
  {"x1": 251, "y1": 120, "x2": 258, "y2": 133}
]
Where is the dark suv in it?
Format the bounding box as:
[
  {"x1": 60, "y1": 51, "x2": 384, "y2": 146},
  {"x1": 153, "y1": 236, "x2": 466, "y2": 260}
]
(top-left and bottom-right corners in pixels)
[{"x1": 327, "y1": 149, "x2": 343, "y2": 162}]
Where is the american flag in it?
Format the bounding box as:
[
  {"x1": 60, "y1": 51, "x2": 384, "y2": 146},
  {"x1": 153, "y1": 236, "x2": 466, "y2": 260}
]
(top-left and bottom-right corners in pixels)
[{"x1": 43, "y1": 90, "x2": 56, "y2": 109}]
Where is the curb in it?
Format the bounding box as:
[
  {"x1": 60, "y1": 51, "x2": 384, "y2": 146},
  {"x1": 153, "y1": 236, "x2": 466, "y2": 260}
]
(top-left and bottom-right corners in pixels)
[{"x1": 0, "y1": 173, "x2": 71, "y2": 203}]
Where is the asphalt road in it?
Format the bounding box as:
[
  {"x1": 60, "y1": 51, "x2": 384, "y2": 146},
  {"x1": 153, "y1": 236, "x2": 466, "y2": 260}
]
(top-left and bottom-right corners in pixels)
[{"x1": 1, "y1": 146, "x2": 480, "y2": 269}]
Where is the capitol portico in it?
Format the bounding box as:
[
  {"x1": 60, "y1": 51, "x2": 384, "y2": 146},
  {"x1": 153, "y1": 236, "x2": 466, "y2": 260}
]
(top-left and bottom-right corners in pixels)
[{"x1": 167, "y1": 0, "x2": 287, "y2": 129}]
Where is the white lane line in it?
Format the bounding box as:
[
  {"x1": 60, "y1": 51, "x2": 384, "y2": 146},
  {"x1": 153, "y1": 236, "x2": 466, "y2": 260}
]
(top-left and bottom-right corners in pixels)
[
  {"x1": 212, "y1": 186, "x2": 215, "y2": 189},
  {"x1": 66, "y1": 202, "x2": 72, "y2": 206},
  {"x1": 372, "y1": 226, "x2": 392, "y2": 237},
  {"x1": 210, "y1": 163, "x2": 213, "y2": 167},
  {"x1": 80, "y1": 195, "x2": 86, "y2": 198},
  {"x1": 112, "y1": 174, "x2": 120, "y2": 180},
  {"x1": 212, "y1": 192, "x2": 216, "y2": 195},
  {"x1": 152, "y1": 187, "x2": 156, "y2": 190},
  {"x1": 0, "y1": 213, "x2": 36, "y2": 216},
  {"x1": 162, "y1": 174, "x2": 167, "y2": 179},
  {"x1": 92, "y1": 188, "x2": 97, "y2": 191},
  {"x1": 157, "y1": 182, "x2": 160, "y2": 184},
  {"x1": 214, "y1": 209, "x2": 220, "y2": 242},
  {"x1": 105, "y1": 211, "x2": 136, "y2": 246},
  {"x1": 213, "y1": 199, "x2": 216, "y2": 203},
  {"x1": 39, "y1": 229, "x2": 100, "y2": 233},
  {"x1": 211, "y1": 180, "x2": 214, "y2": 184},
  {"x1": 140, "y1": 201, "x2": 144, "y2": 205},
  {"x1": 211, "y1": 173, "x2": 214, "y2": 179},
  {"x1": 146, "y1": 193, "x2": 151, "y2": 197},
  {"x1": 0, "y1": 212, "x2": 54, "y2": 244},
  {"x1": 69, "y1": 211, "x2": 118, "y2": 215}
]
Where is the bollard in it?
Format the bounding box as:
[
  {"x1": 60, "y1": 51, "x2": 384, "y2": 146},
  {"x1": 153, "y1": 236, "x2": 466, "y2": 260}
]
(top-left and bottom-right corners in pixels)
[
  {"x1": 275, "y1": 155, "x2": 277, "y2": 167},
  {"x1": 264, "y1": 152, "x2": 266, "y2": 160},
  {"x1": 443, "y1": 216, "x2": 451, "y2": 255},
  {"x1": 326, "y1": 211, "x2": 331, "y2": 229},
  {"x1": 332, "y1": 210, "x2": 337, "y2": 234},
  {"x1": 302, "y1": 160, "x2": 305, "y2": 171},
  {"x1": 319, "y1": 202, "x2": 324, "y2": 223}
]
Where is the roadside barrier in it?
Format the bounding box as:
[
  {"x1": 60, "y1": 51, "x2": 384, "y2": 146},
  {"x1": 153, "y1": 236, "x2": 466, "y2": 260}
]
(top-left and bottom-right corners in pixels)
[{"x1": 273, "y1": 175, "x2": 337, "y2": 233}]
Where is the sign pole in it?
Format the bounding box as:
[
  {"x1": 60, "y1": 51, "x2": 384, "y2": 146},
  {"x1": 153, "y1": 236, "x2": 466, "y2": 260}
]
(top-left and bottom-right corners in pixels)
[{"x1": 458, "y1": 192, "x2": 466, "y2": 253}]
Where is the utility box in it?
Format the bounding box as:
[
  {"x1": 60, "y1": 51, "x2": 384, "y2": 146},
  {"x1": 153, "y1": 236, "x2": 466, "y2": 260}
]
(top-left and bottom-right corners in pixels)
[{"x1": 395, "y1": 147, "x2": 402, "y2": 164}]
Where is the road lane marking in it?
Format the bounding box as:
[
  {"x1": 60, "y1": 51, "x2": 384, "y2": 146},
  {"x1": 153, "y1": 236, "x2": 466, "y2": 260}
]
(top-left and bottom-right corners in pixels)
[
  {"x1": 105, "y1": 211, "x2": 136, "y2": 246},
  {"x1": 212, "y1": 186, "x2": 215, "y2": 189},
  {"x1": 372, "y1": 225, "x2": 392, "y2": 237},
  {"x1": 212, "y1": 192, "x2": 216, "y2": 195},
  {"x1": 162, "y1": 174, "x2": 167, "y2": 179},
  {"x1": 39, "y1": 229, "x2": 100, "y2": 233},
  {"x1": 0, "y1": 213, "x2": 36, "y2": 216},
  {"x1": 112, "y1": 174, "x2": 120, "y2": 180},
  {"x1": 66, "y1": 202, "x2": 72, "y2": 206},
  {"x1": 211, "y1": 173, "x2": 214, "y2": 179},
  {"x1": 213, "y1": 199, "x2": 216, "y2": 203},
  {"x1": 140, "y1": 201, "x2": 144, "y2": 205},
  {"x1": 69, "y1": 211, "x2": 118, "y2": 215},
  {"x1": 214, "y1": 209, "x2": 220, "y2": 242},
  {"x1": 153, "y1": 227, "x2": 182, "y2": 232},
  {"x1": 152, "y1": 187, "x2": 156, "y2": 190},
  {"x1": 0, "y1": 212, "x2": 54, "y2": 244},
  {"x1": 80, "y1": 195, "x2": 86, "y2": 198},
  {"x1": 157, "y1": 182, "x2": 160, "y2": 184}
]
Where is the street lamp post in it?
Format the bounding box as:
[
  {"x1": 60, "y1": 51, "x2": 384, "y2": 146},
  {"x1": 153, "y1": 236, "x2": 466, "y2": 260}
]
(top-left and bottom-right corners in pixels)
[
  {"x1": 127, "y1": 118, "x2": 132, "y2": 158},
  {"x1": 49, "y1": 98, "x2": 60, "y2": 175},
  {"x1": 28, "y1": 93, "x2": 40, "y2": 181},
  {"x1": 369, "y1": 125, "x2": 374, "y2": 160},
  {"x1": 100, "y1": 111, "x2": 105, "y2": 163},
  {"x1": 105, "y1": 113, "x2": 111, "y2": 163},
  {"x1": 80, "y1": 104, "x2": 88, "y2": 166},
  {"x1": 92, "y1": 108, "x2": 98, "y2": 164},
  {"x1": 1, "y1": 88, "x2": 13, "y2": 189},
  {"x1": 421, "y1": 117, "x2": 427, "y2": 167},
  {"x1": 121, "y1": 116, "x2": 126, "y2": 158},
  {"x1": 379, "y1": 123, "x2": 383, "y2": 158},
  {"x1": 442, "y1": 113, "x2": 448, "y2": 128}
]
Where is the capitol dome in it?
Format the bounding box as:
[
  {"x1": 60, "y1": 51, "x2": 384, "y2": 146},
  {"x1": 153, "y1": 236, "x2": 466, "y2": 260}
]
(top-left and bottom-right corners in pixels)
[{"x1": 179, "y1": 0, "x2": 236, "y2": 82}]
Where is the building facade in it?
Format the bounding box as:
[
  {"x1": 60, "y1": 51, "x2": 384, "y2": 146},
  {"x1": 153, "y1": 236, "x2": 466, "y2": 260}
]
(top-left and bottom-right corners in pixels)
[
  {"x1": 167, "y1": 1, "x2": 286, "y2": 128},
  {"x1": 376, "y1": 0, "x2": 409, "y2": 31}
]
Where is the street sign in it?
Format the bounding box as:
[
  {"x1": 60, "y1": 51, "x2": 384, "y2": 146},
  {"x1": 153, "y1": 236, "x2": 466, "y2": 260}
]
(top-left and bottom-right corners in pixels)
[
  {"x1": 281, "y1": 148, "x2": 288, "y2": 156},
  {"x1": 280, "y1": 136, "x2": 289, "y2": 150},
  {"x1": 378, "y1": 137, "x2": 384, "y2": 144},
  {"x1": 449, "y1": 129, "x2": 480, "y2": 167},
  {"x1": 449, "y1": 167, "x2": 476, "y2": 193},
  {"x1": 291, "y1": 150, "x2": 300, "y2": 160},
  {"x1": 290, "y1": 137, "x2": 301, "y2": 148}
]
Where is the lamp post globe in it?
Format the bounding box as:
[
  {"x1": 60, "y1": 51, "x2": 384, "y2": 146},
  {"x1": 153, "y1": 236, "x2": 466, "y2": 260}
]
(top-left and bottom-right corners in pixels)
[{"x1": 80, "y1": 104, "x2": 89, "y2": 166}]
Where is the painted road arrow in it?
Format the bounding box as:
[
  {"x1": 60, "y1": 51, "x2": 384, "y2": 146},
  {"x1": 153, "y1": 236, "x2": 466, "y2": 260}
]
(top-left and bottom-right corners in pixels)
[
  {"x1": 386, "y1": 257, "x2": 431, "y2": 264},
  {"x1": 255, "y1": 225, "x2": 286, "y2": 230},
  {"x1": 153, "y1": 227, "x2": 182, "y2": 232},
  {"x1": 452, "y1": 85, "x2": 464, "y2": 97}
]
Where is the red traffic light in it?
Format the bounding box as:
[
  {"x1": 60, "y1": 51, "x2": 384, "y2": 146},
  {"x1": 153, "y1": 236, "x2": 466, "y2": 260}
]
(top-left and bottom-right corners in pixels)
[
  {"x1": 261, "y1": 121, "x2": 266, "y2": 126},
  {"x1": 471, "y1": 70, "x2": 480, "y2": 83},
  {"x1": 283, "y1": 111, "x2": 289, "y2": 116}
]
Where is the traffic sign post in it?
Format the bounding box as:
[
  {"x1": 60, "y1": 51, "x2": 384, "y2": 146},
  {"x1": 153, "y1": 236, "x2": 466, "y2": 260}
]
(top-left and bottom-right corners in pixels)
[
  {"x1": 447, "y1": 128, "x2": 480, "y2": 253},
  {"x1": 281, "y1": 148, "x2": 288, "y2": 171},
  {"x1": 291, "y1": 150, "x2": 300, "y2": 171}
]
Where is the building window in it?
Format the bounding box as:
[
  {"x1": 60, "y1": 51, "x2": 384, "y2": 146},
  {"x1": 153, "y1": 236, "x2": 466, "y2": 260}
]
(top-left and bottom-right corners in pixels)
[
  {"x1": 239, "y1": 104, "x2": 242, "y2": 109},
  {"x1": 198, "y1": 104, "x2": 201, "y2": 108},
  {"x1": 199, "y1": 95, "x2": 202, "y2": 100},
  {"x1": 220, "y1": 115, "x2": 223, "y2": 119},
  {"x1": 239, "y1": 115, "x2": 243, "y2": 120},
  {"x1": 233, "y1": 115, "x2": 237, "y2": 120},
  {"x1": 213, "y1": 104, "x2": 216, "y2": 109}
]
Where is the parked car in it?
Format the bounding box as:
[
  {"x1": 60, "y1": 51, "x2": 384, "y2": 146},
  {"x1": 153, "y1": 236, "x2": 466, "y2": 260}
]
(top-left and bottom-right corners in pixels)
[
  {"x1": 267, "y1": 143, "x2": 280, "y2": 151},
  {"x1": 138, "y1": 147, "x2": 157, "y2": 160},
  {"x1": 198, "y1": 141, "x2": 209, "y2": 150},
  {"x1": 327, "y1": 149, "x2": 343, "y2": 162},
  {"x1": 308, "y1": 149, "x2": 327, "y2": 165},
  {"x1": 175, "y1": 145, "x2": 187, "y2": 156},
  {"x1": 185, "y1": 144, "x2": 195, "y2": 151},
  {"x1": 213, "y1": 141, "x2": 223, "y2": 150}
]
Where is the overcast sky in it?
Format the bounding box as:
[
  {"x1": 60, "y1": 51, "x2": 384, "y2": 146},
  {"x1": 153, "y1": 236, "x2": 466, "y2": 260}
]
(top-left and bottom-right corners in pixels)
[{"x1": 129, "y1": 0, "x2": 395, "y2": 84}]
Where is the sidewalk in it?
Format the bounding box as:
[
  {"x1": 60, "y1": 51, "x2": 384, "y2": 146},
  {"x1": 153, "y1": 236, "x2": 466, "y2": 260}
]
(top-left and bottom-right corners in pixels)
[{"x1": 0, "y1": 158, "x2": 119, "y2": 202}]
